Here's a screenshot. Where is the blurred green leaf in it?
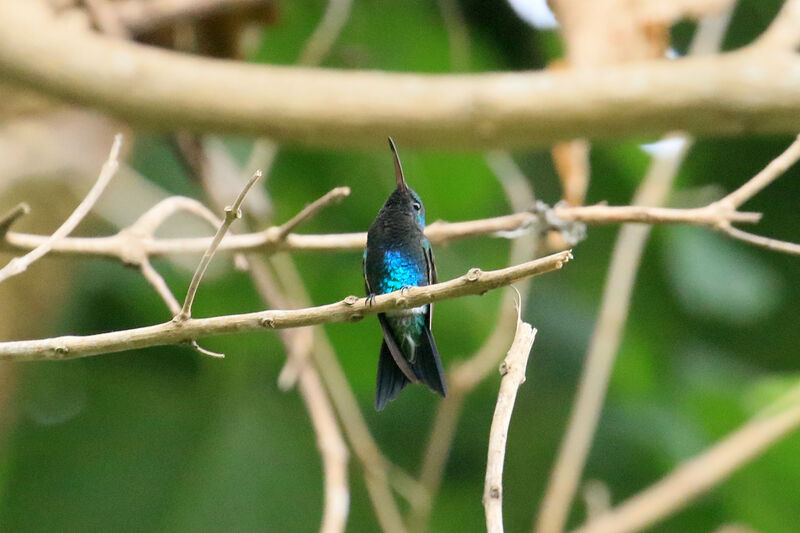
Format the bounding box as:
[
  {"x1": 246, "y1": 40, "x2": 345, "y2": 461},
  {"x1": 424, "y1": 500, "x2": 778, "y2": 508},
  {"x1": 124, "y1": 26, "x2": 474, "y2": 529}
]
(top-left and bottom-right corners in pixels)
[{"x1": 662, "y1": 227, "x2": 784, "y2": 324}]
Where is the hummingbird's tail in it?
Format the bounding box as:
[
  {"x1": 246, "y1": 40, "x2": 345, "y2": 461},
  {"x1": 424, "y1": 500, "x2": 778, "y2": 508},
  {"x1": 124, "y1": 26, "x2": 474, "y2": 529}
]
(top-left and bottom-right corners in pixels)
[
  {"x1": 375, "y1": 327, "x2": 447, "y2": 411},
  {"x1": 375, "y1": 341, "x2": 409, "y2": 410},
  {"x1": 413, "y1": 327, "x2": 447, "y2": 397}
]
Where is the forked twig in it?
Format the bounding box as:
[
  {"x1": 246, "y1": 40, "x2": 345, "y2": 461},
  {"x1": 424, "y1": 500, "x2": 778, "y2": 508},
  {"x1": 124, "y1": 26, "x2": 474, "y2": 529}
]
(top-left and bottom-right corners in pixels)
[
  {"x1": 0, "y1": 134, "x2": 122, "y2": 285},
  {"x1": 176, "y1": 170, "x2": 262, "y2": 320},
  {"x1": 0, "y1": 250, "x2": 572, "y2": 361}
]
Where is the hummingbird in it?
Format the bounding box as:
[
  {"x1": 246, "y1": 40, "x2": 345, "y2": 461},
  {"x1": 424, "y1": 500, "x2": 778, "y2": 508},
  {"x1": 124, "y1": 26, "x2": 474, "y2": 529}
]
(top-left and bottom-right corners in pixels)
[{"x1": 363, "y1": 138, "x2": 447, "y2": 411}]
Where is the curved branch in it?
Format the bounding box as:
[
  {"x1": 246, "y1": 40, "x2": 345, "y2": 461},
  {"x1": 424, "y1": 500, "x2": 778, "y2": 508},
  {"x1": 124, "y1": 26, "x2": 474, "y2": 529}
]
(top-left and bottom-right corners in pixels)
[
  {"x1": 570, "y1": 398, "x2": 800, "y2": 533},
  {"x1": 0, "y1": 199, "x2": 770, "y2": 259},
  {"x1": 0, "y1": 133, "x2": 122, "y2": 284},
  {"x1": 484, "y1": 320, "x2": 536, "y2": 533},
  {"x1": 4, "y1": 2, "x2": 800, "y2": 148},
  {"x1": 0, "y1": 250, "x2": 572, "y2": 361}
]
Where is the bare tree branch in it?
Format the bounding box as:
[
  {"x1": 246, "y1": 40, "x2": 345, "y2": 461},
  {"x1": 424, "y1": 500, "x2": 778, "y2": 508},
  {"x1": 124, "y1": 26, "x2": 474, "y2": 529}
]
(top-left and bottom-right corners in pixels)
[
  {"x1": 1, "y1": 187, "x2": 781, "y2": 260},
  {"x1": 176, "y1": 170, "x2": 261, "y2": 320},
  {"x1": 0, "y1": 133, "x2": 122, "y2": 285},
  {"x1": 297, "y1": 0, "x2": 353, "y2": 66},
  {"x1": 298, "y1": 364, "x2": 351, "y2": 533},
  {"x1": 4, "y1": 2, "x2": 800, "y2": 148},
  {"x1": 271, "y1": 186, "x2": 350, "y2": 242},
  {"x1": 571, "y1": 396, "x2": 800, "y2": 533},
  {"x1": 716, "y1": 133, "x2": 800, "y2": 209},
  {"x1": 719, "y1": 224, "x2": 800, "y2": 255},
  {"x1": 484, "y1": 319, "x2": 536, "y2": 533},
  {"x1": 0, "y1": 248, "x2": 571, "y2": 355}
]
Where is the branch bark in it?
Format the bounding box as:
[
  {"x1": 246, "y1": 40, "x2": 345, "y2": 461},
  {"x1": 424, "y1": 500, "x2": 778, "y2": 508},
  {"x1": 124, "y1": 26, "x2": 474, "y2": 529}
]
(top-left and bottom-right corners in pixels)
[
  {"x1": 0, "y1": 250, "x2": 571, "y2": 361},
  {"x1": 0, "y1": 193, "x2": 774, "y2": 259},
  {"x1": 484, "y1": 320, "x2": 536, "y2": 533},
  {"x1": 4, "y1": 2, "x2": 800, "y2": 148}
]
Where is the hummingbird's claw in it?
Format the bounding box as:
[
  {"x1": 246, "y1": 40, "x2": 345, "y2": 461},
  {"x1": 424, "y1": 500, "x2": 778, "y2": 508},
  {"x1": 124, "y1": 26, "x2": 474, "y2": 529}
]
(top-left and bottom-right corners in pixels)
[{"x1": 366, "y1": 294, "x2": 376, "y2": 307}]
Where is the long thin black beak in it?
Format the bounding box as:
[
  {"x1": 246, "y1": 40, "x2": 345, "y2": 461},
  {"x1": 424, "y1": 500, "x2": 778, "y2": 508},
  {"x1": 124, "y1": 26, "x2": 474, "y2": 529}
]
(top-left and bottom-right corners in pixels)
[{"x1": 388, "y1": 137, "x2": 408, "y2": 191}]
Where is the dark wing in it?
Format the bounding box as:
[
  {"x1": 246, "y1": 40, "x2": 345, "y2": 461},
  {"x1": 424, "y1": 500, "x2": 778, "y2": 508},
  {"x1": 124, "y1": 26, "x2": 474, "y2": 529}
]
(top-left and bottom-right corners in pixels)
[
  {"x1": 363, "y1": 250, "x2": 371, "y2": 296},
  {"x1": 377, "y1": 314, "x2": 420, "y2": 384},
  {"x1": 424, "y1": 241, "x2": 437, "y2": 329}
]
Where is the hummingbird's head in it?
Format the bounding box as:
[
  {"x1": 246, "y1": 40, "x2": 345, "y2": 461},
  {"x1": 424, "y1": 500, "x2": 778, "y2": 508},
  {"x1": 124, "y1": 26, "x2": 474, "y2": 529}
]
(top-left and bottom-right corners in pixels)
[{"x1": 386, "y1": 137, "x2": 426, "y2": 229}]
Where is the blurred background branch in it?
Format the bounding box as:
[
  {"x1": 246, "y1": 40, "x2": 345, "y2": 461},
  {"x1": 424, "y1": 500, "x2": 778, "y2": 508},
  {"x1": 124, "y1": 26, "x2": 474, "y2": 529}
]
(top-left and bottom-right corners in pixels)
[{"x1": 3, "y1": 1, "x2": 800, "y2": 148}]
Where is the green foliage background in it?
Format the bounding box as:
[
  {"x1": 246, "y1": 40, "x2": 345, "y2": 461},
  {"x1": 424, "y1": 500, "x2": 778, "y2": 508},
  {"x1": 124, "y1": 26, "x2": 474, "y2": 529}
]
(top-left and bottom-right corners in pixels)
[{"x1": 1, "y1": 1, "x2": 799, "y2": 531}]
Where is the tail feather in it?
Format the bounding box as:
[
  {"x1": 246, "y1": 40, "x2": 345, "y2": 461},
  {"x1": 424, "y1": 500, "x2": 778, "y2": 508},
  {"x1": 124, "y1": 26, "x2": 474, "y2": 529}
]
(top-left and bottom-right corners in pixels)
[
  {"x1": 411, "y1": 327, "x2": 447, "y2": 398},
  {"x1": 375, "y1": 326, "x2": 447, "y2": 410},
  {"x1": 375, "y1": 341, "x2": 409, "y2": 411}
]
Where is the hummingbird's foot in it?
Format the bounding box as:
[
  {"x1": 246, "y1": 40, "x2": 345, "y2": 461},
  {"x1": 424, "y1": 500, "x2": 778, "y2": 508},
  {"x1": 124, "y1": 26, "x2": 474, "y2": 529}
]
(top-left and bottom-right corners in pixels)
[
  {"x1": 366, "y1": 294, "x2": 376, "y2": 307},
  {"x1": 399, "y1": 285, "x2": 412, "y2": 296}
]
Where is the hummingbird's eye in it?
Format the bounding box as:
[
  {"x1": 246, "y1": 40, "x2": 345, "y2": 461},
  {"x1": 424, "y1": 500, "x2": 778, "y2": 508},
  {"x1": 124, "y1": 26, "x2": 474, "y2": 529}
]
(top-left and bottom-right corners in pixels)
[{"x1": 412, "y1": 201, "x2": 421, "y2": 211}]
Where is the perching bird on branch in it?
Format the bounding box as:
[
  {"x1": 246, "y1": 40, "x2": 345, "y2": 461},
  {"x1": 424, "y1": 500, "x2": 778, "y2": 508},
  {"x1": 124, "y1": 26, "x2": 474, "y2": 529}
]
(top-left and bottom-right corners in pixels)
[{"x1": 364, "y1": 138, "x2": 447, "y2": 410}]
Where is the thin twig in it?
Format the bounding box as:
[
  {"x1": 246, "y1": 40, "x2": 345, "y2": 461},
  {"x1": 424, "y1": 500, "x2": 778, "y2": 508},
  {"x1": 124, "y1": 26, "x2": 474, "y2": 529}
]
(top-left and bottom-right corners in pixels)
[
  {"x1": 125, "y1": 195, "x2": 245, "y2": 357},
  {"x1": 272, "y1": 186, "x2": 350, "y2": 242},
  {"x1": 0, "y1": 250, "x2": 572, "y2": 361},
  {"x1": 130, "y1": 196, "x2": 225, "y2": 237},
  {"x1": 716, "y1": 134, "x2": 800, "y2": 209},
  {"x1": 0, "y1": 133, "x2": 122, "y2": 285},
  {"x1": 298, "y1": 364, "x2": 351, "y2": 533},
  {"x1": 0, "y1": 194, "x2": 773, "y2": 259},
  {"x1": 141, "y1": 259, "x2": 181, "y2": 314},
  {"x1": 570, "y1": 398, "x2": 800, "y2": 533},
  {"x1": 298, "y1": 0, "x2": 354, "y2": 66},
  {"x1": 719, "y1": 224, "x2": 800, "y2": 255},
  {"x1": 484, "y1": 320, "x2": 536, "y2": 533},
  {"x1": 177, "y1": 170, "x2": 261, "y2": 320}
]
